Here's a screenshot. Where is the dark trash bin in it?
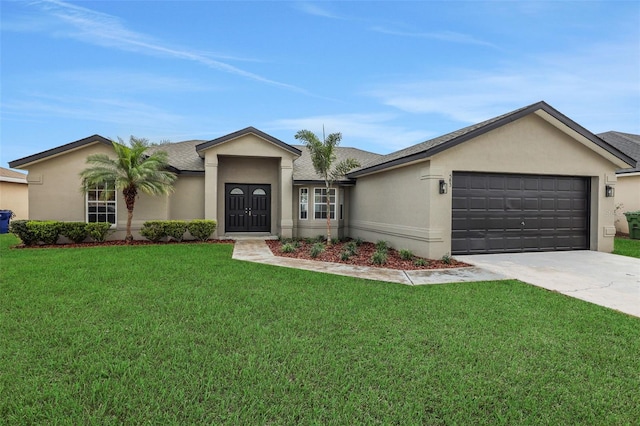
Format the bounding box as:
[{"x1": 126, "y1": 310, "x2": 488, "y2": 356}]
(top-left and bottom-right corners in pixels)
[
  {"x1": 624, "y1": 211, "x2": 640, "y2": 240},
  {"x1": 0, "y1": 210, "x2": 13, "y2": 234}
]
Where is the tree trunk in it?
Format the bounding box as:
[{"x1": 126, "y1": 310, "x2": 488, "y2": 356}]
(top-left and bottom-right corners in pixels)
[
  {"x1": 326, "y1": 183, "x2": 332, "y2": 246},
  {"x1": 123, "y1": 185, "x2": 137, "y2": 243}
]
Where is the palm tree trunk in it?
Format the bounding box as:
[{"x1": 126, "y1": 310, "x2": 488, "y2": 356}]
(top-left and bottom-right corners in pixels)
[
  {"x1": 326, "y1": 184, "x2": 332, "y2": 246},
  {"x1": 126, "y1": 209, "x2": 134, "y2": 242}
]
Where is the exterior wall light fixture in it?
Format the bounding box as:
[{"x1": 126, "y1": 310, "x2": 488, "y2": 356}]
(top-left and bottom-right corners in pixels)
[
  {"x1": 605, "y1": 185, "x2": 615, "y2": 198},
  {"x1": 439, "y1": 179, "x2": 448, "y2": 194}
]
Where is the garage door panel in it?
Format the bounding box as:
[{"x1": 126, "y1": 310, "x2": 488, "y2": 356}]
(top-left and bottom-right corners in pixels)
[{"x1": 452, "y1": 172, "x2": 589, "y2": 254}]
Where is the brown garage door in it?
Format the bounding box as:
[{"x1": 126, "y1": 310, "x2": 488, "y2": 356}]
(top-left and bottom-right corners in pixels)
[{"x1": 451, "y1": 172, "x2": 590, "y2": 254}]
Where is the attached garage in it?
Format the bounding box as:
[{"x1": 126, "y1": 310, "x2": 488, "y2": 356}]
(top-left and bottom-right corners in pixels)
[
  {"x1": 451, "y1": 172, "x2": 589, "y2": 254},
  {"x1": 348, "y1": 101, "x2": 636, "y2": 258}
]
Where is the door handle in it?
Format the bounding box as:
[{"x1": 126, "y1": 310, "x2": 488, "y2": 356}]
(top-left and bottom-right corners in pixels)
[
  {"x1": 521, "y1": 221, "x2": 525, "y2": 226},
  {"x1": 248, "y1": 208, "x2": 252, "y2": 217}
]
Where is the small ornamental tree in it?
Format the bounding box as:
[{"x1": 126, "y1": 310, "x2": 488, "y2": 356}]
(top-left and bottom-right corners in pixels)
[
  {"x1": 80, "y1": 136, "x2": 176, "y2": 243},
  {"x1": 294, "y1": 129, "x2": 360, "y2": 245}
]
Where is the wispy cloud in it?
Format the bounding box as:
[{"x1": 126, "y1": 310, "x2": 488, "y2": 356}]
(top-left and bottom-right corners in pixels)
[
  {"x1": 366, "y1": 40, "x2": 640, "y2": 133},
  {"x1": 292, "y1": 2, "x2": 346, "y2": 20},
  {"x1": 269, "y1": 113, "x2": 432, "y2": 153},
  {"x1": 372, "y1": 26, "x2": 497, "y2": 48},
  {"x1": 24, "y1": 0, "x2": 309, "y2": 94}
]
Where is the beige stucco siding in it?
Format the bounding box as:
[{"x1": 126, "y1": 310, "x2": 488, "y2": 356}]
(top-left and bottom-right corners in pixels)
[
  {"x1": 169, "y1": 175, "x2": 205, "y2": 220},
  {"x1": 615, "y1": 174, "x2": 640, "y2": 234},
  {"x1": 25, "y1": 142, "x2": 113, "y2": 222},
  {"x1": 0, "y1": 181, "x2": 29, "y2": 220},
  {"x1": 349, "y1": 162, "x2": 433, "y2": 255}
]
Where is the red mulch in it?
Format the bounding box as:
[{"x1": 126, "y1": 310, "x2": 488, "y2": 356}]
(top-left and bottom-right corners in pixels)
[
  {"x1": 266, "y1": 240, "x2": 469, "y2": 270},
  {"x1": 11, "y1": 239, "x2": 234, "y2": 249}
]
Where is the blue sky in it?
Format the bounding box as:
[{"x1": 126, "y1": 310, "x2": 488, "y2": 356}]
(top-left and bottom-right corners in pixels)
[{"x1": 2, "y1": 0, "x2": 639, "y2": 168}]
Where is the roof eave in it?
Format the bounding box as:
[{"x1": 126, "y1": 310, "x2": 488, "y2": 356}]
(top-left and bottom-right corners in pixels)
[{"x1": 9, "y1": 134, "x2": 113, "y2": 169}]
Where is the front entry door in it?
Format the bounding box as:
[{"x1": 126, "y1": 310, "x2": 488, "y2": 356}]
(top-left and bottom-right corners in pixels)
[{"x1": 225, "y1": 184, "x2": 271, "y2": 232}]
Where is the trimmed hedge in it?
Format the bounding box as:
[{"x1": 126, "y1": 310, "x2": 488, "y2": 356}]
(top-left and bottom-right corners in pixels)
[
  {"x1": 86, "y1": 223, "x2": 112, "y2": 242},
  {"x1": 27, "y1": 221, "x2": 61, "y2": 245},
  {"x1": 187, "y1": 220, "x2": 217, "y2": 241},
  {"x1": 9, "y1": 220, "x2": 38, "y2": 246},
  {"x1": 140, "y1": 220, "x2": 189, "y2": 242},
  {"x1": 60, "y1": 222, "x2": 89, "y2": 243}
]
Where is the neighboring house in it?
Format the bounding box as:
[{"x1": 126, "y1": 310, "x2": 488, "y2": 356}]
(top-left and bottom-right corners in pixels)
[
  {"x1": 597, "y1": 131, "x2": 640, "y2": 234},
  {"x1": 0, "y1": 167, "x2": 29, "y2": 220},
  {"x1": 9, "y1": 101, "x2": 636, "y2": 257}
]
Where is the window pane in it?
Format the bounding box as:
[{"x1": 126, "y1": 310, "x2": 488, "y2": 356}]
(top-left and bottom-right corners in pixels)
[
  {"x1": 87, "y1": 184, "x2": 116, "y2": 225},
  {"x1": 252, "y1": 188, "x2": 266, "y2": 195},
  {"x1": 230, "y1": 187, "x2": 244, "y2": 195}
]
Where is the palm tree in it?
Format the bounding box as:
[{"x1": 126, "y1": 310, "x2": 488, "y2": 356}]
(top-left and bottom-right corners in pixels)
[
  {"x1": 295, "y1": 129, "x2": 360, "y2": 245},
  {"x1": 80, "y1": 136, "x2": 176, "y2": 243}
]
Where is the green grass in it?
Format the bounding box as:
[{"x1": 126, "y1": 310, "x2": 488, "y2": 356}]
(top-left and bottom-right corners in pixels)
[
  {"x1": 1, "y1": 234, "x2": 639, "y2": 424},
  {"x1": 614, "y1": 237, "x2": 640, "y2": 258}
]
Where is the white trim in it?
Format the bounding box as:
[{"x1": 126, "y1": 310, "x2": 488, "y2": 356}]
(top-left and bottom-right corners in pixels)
[
  {"x1": 0, "y1": 176, "x2": 28, "y2": 184},
  {"x1": 299, "y1": 187, "x2": 309, "y2": 220},
  {"x1": 313, "y1": 187, "x2": 336, "y2": 220},
  {"x1": 86, "y1": 183, "x2": 117, "y2": 226},
  {"x1": 617, "y1": 171, "x2": 640, "y2": 178}
]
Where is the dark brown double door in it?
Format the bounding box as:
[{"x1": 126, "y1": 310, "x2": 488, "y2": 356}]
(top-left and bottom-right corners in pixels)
[{"x1": 225, "y1": 184, "x2": 271, "y2": 232}]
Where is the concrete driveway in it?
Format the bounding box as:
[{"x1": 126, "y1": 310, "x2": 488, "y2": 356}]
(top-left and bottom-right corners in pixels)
[{"x1": 456, "y1": 251, "x2": 640, "y2": 318}]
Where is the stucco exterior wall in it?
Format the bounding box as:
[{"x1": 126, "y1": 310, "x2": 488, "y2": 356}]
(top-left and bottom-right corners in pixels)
[
  {"x1": 0, "y1": 181, "x2": 29, "y2": 220},
  {"x1": 349, "y1": 162, "x2": 433, "y2": 255},
  {"x1": 25, "y1": 142, "x2": 113, "y2": 222},
  {"x1": 169, "y1": 175, "x2": 205, "y2": 220},
  {"x1": 615, "y1": 174, "x2": 640, "y2": 234},
  {"x1": 352, "y1": 114, "x2": 621, "y2": 257}
]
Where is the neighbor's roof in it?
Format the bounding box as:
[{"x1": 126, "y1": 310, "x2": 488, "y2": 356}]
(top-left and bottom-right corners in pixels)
[
  {"x1": 597, "y1": 131, "x2": 640, "y2": 174},
  {"x1": 0, "y1": 167, "x2": 27, "y2": 183},
  {"x1": 348, "y1": 101, "x2": 636, "y2": 177},
  {"x1": 292, "y1": 145, "x2": 382, "y2": 183}
]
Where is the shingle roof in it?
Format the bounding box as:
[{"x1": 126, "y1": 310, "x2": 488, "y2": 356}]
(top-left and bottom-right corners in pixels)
[
  {"x1": 292, "y1": 145, "x2": 382, "y2": 182},
  {"x1": 196, "y1": 126, "x2": 302, "y2": 156},
  {"x1": 0, "y1": 167, "x2": 27, "y2": 183},
  {"x1": 348, "y1": 101, "x2": 635, "y2": 177},
  {"x1": 597, "y1": 131, "x2": 640, "y2": 173},
  {"x1": 147, "y1": 140, "x2": 206, "y2": 172}
]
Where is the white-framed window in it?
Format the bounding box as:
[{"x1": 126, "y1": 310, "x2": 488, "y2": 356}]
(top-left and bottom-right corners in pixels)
[
  {"x1": 299, "y1": 187, "x2": 309, "y2": 220},
  {"x1": 86, "y1": 183, "x2": 116, "y2": 225},
  {"x1": 314, "y1": 187, "x2": 336, "y2": 220}
]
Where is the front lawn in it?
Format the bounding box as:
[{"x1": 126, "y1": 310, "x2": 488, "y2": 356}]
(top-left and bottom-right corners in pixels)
[
  {"x1": 1, "y1": 234, "x2": 638, "y2": 424},
  {"x1": 614, "y1": 236, "x2": 640, "y2": 258}
]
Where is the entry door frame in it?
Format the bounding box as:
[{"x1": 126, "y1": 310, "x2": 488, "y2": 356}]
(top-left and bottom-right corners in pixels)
[{"x1": 225, "y1": 183, "x2": 271, "y2": 233}]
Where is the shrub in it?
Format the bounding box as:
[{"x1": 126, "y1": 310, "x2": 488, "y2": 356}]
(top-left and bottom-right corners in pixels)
[
  {"x1": 187, "y1": 220, "x2": 217, "y2": 241},
  {"x1": 310, "y1": 242, "x2": 325, "y2": 258},
  {"x1": 60, "y1": 222, "x2": 88, "y2": 243},
  {"x1": 340, "y1": 250, "x2": 351, "y2": 261},
  {"x1": 86, "y1": 222, "x2": 112, "y2": 242},
  {"x1": 371, "y1": 250, "x2": 388, "y2": 265},
  {"x1": 414, "y1": 258, "x2": 428, "y2": 267},
  {"x1": 344, "y1": 241, "x2": 358, "y2": 256},
  {"x1": 165, "y1": 220, "x2": 188, "y2": 242},
  {"x1": 281, "y1": 243, "x2": 297, "y2": 253},
  {"x1": 399, "y1": 249, "x2": 413, "y2": 260},
  {"x1": 9, "y1": 220, "x2": 38, "y2": 246},
  {"x1": 375, "y1": 240, "x2": 389, "y2": 253},
  {"x1": 353, "y1": 237, "x2": 364, "y2": 246},
  {"x1": 140, "y1": 221, "x2": 167, "y2": 243},
  {"x1": 29, "y1": 221, "x2": 62, "y2": 245},
  {"x1": 441, "y1": 253, "x2": 452, "y2": 265}
]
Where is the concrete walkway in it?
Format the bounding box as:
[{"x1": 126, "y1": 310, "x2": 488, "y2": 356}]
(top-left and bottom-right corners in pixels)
[
  {"x1": 232, "y1": 239, "x2": 506, "y2": 286},
  {"x1": 457, "y1": 251, "x2": 640, "y2": 318}
]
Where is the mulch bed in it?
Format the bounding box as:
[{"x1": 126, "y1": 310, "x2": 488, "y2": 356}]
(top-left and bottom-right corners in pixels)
[
  {"x1": 11, "y1": 239, "x2": 235, "y2": 249},
  {"x1": 266, "y1": 240, "x2": 469, "y2": 271}
]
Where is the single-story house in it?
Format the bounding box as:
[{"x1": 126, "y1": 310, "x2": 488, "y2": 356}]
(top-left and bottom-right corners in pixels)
[
  {"x1": 9, "y1": 101, "x2": 636, "y2": 257},
  {"x1": 0, "y1": 167, "x2": 29, "y2": 220},
  {"x1": 597, "y1": 131, "x2": 640, "y2": 235}
]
